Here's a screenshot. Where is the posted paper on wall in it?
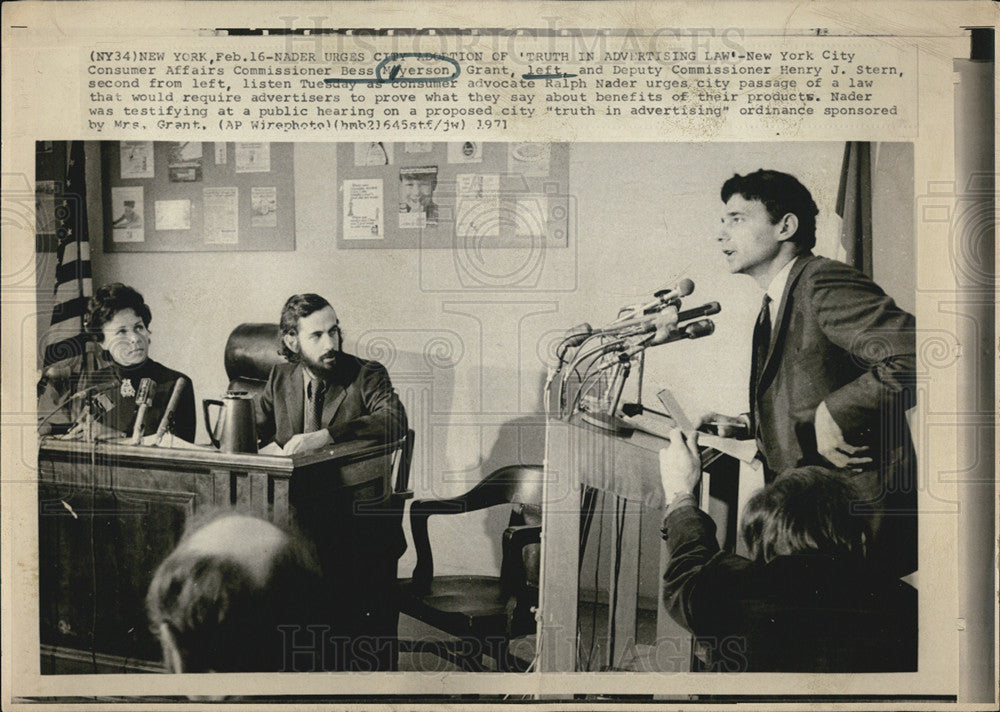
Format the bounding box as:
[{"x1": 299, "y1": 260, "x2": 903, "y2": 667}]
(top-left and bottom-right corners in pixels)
[
  {"x1": 456, "y1": 173, "x2": 500, "y2": 237},
  {"x1": 203, "y1": 187, "x2": 238, "y2": 244},
  {"x1": 251, "y1": 187, "x2": 277, "y2": 228},
  {"x1": 120, "y1": 141, "x2": 154, "y2": 179},
  {"x1": 154, "y1": 199, "x2": 191, "y2": 231},
  {"x1": 235, "y1": 142, "x2": 270, "y2": 173},
  {"x1": 110, "y1": 186, "x2": 144, "y2": 242},
  {"x1": 342, "y1": 179, "x2": 383, "y2": 240}
]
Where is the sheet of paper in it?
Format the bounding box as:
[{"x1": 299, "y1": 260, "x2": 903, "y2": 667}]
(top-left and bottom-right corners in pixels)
[
  {"x1": 119, "y1": 140, "x2": 154, "y2": 178},
  {"x1": 250, "y1": 186, "x2": 277, "y2": 227},
  {"x1": 202, "y1": 186, "x2": 238, "y2": 244},
  {"x1": 154, "y1": 199, "x2": 191, "y2": 230},
  {"x1": 455, "y1": 173, "x2": 500, "y2": 237},
  {"x1": 234, "y1": 142, "x2": 270, "y2": 172},
  {"x1": 110, "y1": 185, "x2": 144, "y2": 242},
  {"x1": 342, "y1": 179, "x2": 383, "y2": 239}
]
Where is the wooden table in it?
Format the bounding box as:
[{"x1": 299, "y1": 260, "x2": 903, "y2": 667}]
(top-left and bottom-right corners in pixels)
[
  {"x1": 537, "y1": 416, "x2": 739, "y2": 672},
  {"x1": 38, "y1": 437, "x2": 401, "y2": 673}
]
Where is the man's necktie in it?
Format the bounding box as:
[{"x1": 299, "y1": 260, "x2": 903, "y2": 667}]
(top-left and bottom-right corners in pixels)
[
  {"x1": 748, "y1": 294, "x2": 772, "y2": 428},
  {"x1": 305, "y1": 378, "x2": 325, "y2": 433}
]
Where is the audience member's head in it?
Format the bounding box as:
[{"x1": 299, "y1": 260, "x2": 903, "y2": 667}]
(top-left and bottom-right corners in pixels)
[
  {"x1": 146, "y1": 510, "x2": 322, "y2": 673},
  {"x1": 740, "y1": 466, "x2": 870, "y2": 564}
]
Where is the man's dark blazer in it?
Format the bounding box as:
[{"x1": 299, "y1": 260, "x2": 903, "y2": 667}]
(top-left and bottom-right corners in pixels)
[
  {"x1": 257, "y1": 352, "x2": 407, "y2": 449},
  {"x1": 662, "y1": 504, "x2": 917, "y2": 672},
  {"x1": 256, "y1": 352, "x2": 408, "y2": 561},
  {"x1": 753, "y1": 254, "x2": 917, "y2": 575},
  {"x1": 256, "y1": 352, "x2": 408, "y2": 653}
]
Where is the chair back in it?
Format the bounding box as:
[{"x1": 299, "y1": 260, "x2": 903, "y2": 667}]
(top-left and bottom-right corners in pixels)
[
  {"x1": 394, "y1": 428, "x2": 416, "y2": 495},
  {"x1": 224, "y1": 323, "x2": 283, "y2": 396},
  {"x1": 408, "y1": 464, "x2": 544, "y2": 589},
  {"x1": 457, "y1": 465, "x2": 544, "y2": 515}
]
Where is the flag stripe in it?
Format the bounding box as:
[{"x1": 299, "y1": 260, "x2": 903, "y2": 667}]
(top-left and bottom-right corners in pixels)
[
  {"x1": 43, "y1": 333, "x2": 92, "y2": 366},
  {"x1": 55, "y1": 258, "x2": 92, "y2": 285},
  {"x1": 49, "y1": 295, "x2": 89, "y2": 325},
  {"x1": 54, "y1": 278, "x2": 91, "y2": 305},
  {"x1": 60, "y1": 240, "x2": 92, "y2": 266},
  {"x1": 42, "y1": 140, "x2": 92, "y2": 366}
]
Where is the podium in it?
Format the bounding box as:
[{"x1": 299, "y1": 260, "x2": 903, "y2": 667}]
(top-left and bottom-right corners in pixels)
[
  {"x1": 38, "y1": 437, "x2": 401, "y2": 673},
  {"x1": 538, "y1": 416, "x2": 739, "y2": 672}
]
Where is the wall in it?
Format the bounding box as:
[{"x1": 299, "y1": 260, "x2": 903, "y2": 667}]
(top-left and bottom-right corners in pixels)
[{"x1": 83, "y1": 141, "x2": 913, "y2": 584}]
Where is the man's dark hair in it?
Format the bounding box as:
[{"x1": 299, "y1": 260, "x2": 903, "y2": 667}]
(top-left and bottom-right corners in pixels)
[
  {"x1": 85, "y1": 283, "x2": 152, "y2": 341},
  {"x1": 721, "y1": 169, "x2": 819, "y2": 252},
  {"x1": 145, "y1": 512, "x2": 323, "y2": 673},
  {"x1": 278, "y1": 293, "x2": 332, "y2": 362},
  {"x1": 741, "y1": 466, "x2": 870, "y2": 564}
]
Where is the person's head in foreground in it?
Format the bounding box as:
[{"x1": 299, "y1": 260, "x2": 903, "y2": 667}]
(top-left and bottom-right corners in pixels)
[
  {"x1": 660, "y1": 429, "x2": 869, "y2": 564},
  {"x1": 740, "y1": 465, "x2": 869, "y2": 564},
  {"x1": 146, "y1": 511, "x2": 322, "y2": 673}
]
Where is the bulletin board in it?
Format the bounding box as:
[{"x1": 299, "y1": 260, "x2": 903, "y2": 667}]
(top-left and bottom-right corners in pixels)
[
  {"x1": 335, "y1": 142, "x2": 569, "y2": 249},
  {"x1": 101, "y1": 142, "x2": 295, "y2": 252}
]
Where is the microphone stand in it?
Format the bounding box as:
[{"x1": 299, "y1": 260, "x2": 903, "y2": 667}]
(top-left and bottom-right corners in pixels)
[
  {"x1": 580, "y1": 349, "x2": 636, "y2": 435},
  {"x1": 152, "y1": 411, "x2": 176, "y2": 447}
]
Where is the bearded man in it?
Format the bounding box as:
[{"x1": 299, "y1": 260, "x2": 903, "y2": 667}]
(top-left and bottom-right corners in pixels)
[{"x1": 257, "y1": 293, "x2": 407, "y2": 671}]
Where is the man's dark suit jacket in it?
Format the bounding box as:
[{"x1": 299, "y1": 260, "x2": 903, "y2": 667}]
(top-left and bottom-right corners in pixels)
[
  {"x1": 754, "y1": 254, "x2": 917, "y2": 575},
  {"x1": 257, "y1": 352, "x2": 407, "y2": 449},
  {"x1": 662, "y1": 504, "x2": 917, "y2": 672},
  {"x1": 256, "y1": 353, "x2": 408, "y2": 642}
]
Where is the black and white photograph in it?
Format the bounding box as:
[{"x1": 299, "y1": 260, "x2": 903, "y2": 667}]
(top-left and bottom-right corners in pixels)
[{"x1": 1, "y1": 1, "x2": 996, "y2": 710}]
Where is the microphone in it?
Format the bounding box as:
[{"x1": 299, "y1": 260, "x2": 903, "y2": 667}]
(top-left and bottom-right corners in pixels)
[
  {"x1": 600, "y1": 303, "x2": 680, "y2": 340},
  {"x1": 601, "y1": 280, "x2": 697, "y2": 339},
  {"x1": 131, "y1": 377, "x2": 155, "y2": 445},
  {"x1": 679, "y1": 318, "x2": 715, "y2": 340},
  {"x1": 677, "y1": 301, "x2": 721, "y2": 323},
  {"x1": 615, "y1": 279, "x2": 695, "y2": 323},
  {"x1": 68, "y1": 380, "x2": 120, "y2": 401},
  {"x1": 618, "y1": 318, "x2": 716, "y2": 360},
  {"x1": 559, "y1": 323, "x2": 593, "y2": 350},
  {"x1": 653, "y1": 278, "x2": 695, "y2": 303},
  {"x1": 153, "y1": 377, "x2": 188, "y2": 446},
  {"x1": 38, "y1": 381, "x2": 119, "y2": 435}
]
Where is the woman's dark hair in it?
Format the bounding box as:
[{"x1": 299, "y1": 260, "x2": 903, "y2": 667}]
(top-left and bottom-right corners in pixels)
[
  {"x1": 741, "y1": 466, "x2": 870, "y2": 564},
  {"x1": 85, "y1": 283, "x2": 152, "y2": 341},
  {"x1": 721, "y1": 169, "x2": 819, "y2": 252},
  {"x1": 278, "y1": 293, "x2": 332, "y2": 362}
]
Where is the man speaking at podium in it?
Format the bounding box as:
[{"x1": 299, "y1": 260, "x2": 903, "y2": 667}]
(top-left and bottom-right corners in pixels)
[
  {"x1": 256, "y1": 292, "x2": 407, "y2": 670},
  {"x1": 703, "y1": 170, "x2": 917, "y2": 577}
]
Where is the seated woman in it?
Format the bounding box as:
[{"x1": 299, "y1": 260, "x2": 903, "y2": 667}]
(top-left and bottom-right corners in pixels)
[{"x1": 39, "y1": 283, "x2": 196, "y2": 443}]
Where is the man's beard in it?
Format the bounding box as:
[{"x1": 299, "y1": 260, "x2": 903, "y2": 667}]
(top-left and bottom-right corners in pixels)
[{"x1": 301, "y1": 349, "x2": 339, "y2": 377}]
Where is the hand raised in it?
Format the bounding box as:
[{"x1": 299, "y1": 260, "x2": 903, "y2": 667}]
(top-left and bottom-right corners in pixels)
[{"x1": 659, "y1": 428, "x2": 702, "y2": 500}]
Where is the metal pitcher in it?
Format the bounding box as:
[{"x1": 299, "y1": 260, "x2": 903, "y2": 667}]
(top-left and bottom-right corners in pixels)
[{"x1": 203, "y1": 391, "x2": 258, "y2": 453}]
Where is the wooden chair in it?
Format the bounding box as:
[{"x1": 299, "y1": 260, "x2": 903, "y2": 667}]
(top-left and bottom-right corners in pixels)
[{"x1": 397, "y1": 464, "x2": 544, "y2": 671}]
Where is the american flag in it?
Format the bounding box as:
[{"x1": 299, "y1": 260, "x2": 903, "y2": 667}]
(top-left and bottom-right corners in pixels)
[
  {"x1": 41, "y1": 141, "x2": 94, "y2": 366},
  {"x1": 835, "y1": 141, "x2": 873, "y2": 277}
]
